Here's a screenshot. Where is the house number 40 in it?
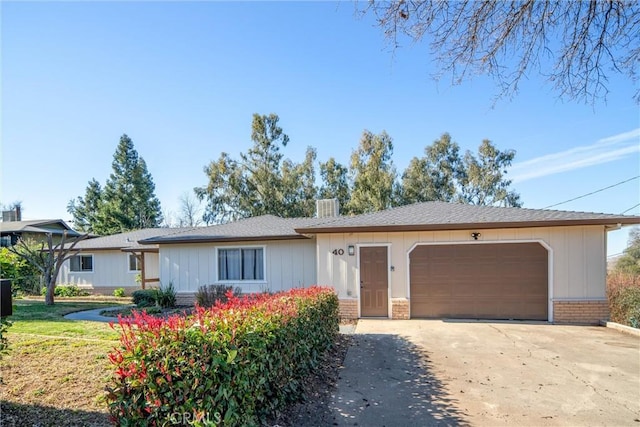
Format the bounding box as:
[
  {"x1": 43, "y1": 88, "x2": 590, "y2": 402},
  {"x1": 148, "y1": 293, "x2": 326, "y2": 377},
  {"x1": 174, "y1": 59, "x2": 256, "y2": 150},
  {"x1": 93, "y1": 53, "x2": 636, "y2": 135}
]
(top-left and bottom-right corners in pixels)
[{"x1": 332, "y1": 249, "x2": 344, "y2": 255}]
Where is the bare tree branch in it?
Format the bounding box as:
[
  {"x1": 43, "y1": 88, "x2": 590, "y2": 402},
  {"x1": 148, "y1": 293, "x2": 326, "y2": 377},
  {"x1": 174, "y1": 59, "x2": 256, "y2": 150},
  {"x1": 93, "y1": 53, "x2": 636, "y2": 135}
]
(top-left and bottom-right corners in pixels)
[{"x1": 364, "y1": 0, "x2": 640, "y2": 105}]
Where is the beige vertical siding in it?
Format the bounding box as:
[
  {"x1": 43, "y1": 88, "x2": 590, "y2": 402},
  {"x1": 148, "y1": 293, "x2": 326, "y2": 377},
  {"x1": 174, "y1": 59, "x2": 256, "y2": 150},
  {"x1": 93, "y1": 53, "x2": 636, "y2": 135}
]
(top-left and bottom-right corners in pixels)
[
  {"x1": 58, "y1": 250, "x2": 156, "y2": 288},
  {"x1": 158, "y1": 239, "x2": 317, "y2": 293},
  {"x1": 316, "y1": 225, "x2": 607, "y2": 302}
]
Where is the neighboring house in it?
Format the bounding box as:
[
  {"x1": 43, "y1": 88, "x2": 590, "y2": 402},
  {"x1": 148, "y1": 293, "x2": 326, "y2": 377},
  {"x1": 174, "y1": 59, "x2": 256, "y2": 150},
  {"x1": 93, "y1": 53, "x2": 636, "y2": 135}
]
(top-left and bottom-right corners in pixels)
[
  {"x1": 57, "y1": 228, "x2": 192, "y2": 295},
  {"x1": 0, "y1": 219, "x2": 81, "y2": 247},
  {"x1": 141, "y1": 201, "x2": 640, "y2": 324}
]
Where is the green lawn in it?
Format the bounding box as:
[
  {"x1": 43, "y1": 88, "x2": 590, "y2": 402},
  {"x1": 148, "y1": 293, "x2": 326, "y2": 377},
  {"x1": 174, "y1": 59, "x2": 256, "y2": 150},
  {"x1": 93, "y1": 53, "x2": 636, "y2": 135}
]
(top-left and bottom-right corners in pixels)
[
  {"x1": 8, "y1": 298, "x2": 129, "y2": 339},
  {"x1": 1, "y1": 298, "x2": 132, "y2": 426}
]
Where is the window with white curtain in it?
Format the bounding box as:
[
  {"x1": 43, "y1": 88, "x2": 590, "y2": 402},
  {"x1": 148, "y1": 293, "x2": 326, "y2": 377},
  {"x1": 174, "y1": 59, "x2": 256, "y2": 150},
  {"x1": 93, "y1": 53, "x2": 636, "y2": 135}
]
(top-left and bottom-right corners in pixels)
[{"x1": 218, "y1": 247, "x2": 264, "y2": 281}]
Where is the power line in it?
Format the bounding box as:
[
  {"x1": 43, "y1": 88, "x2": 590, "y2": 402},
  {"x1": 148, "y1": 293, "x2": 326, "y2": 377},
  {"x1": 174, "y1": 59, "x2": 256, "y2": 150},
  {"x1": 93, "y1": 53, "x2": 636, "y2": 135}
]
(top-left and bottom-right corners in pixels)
[
  {"x1": 620, "y1": 203, "x2": 640, "y2": 215},
  {"x1": 543, "y1": 175, "x2": 640, "y2": 209}
]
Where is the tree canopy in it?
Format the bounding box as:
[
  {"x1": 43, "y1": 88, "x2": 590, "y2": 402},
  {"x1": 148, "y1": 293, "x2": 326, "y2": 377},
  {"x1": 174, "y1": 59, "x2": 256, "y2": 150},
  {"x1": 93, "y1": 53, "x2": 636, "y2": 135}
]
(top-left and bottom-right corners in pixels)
[
  {"x1": 615, "y1": 228, "x2": 640, "y2": 275},
  {"x1": 68, "y1": 134, "x2": 163, "y2": 234},
  {"x1": 365, "y1": 1, "x2": 640, "y2": 104},
  {"x1": 196, "y1": 114, "x2": 521, "y2": 223},
  {"x1": 400, "y1": 134, "x2": 521, "y2": 207},
  {"x1": 195, "y1": 114, "x2": 319, "y2": 223}
]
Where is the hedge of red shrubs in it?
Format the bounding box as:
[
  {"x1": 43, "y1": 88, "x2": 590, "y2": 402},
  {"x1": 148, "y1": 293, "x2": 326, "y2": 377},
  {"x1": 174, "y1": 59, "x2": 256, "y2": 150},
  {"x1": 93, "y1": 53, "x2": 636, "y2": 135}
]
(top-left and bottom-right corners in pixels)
[{"x1": 106, "y1": 286, "x2": 339, "y2": 426}]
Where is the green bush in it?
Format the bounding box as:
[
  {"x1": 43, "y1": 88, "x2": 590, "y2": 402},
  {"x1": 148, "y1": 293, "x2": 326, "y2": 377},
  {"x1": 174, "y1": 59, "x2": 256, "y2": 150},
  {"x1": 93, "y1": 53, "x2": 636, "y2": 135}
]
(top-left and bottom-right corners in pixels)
[
  {"x1": 607, "y1": 272, "x2": 640, "y2": 328},
  {"x1": 113, "y1": 288, "x2": 126, "y2": 298},
  {"x1": 0, "y1": 247, "x2": 41, "y2": 295},
  {"x1": 0, "y1": 317, "x2": 11, "y2": 361},
  {"x1": 131, "y1": 289, "x2": 157, "y2": 308},
  {"x1": 195, "y1": 284, "x2": 242, "y2": 308},
  {"x1": 153, "y1": 282, "x2": 176, "y2": 309},
  {"x1": 106, "y1": 287, "x2": 339, "y2": 426},
  {"x1": 40, "y1": 285, "x2": 89, "y2": 297}
]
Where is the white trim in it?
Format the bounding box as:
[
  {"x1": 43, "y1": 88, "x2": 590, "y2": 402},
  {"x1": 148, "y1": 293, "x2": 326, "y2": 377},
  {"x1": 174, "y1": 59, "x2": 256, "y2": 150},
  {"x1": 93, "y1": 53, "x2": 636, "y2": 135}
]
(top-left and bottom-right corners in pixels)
[
  {"x1": 405, "y1": 239, "x2": 554, "y2": 322},
  {"x1": 214, "y1": 245, "x2": 267, "y2": 284},
  {"x1": 356, "y1": 243, "x2": 392, "y2": 319},
  {"x1": 69, "y1": 253, "x2": 94, "y2": 273}
]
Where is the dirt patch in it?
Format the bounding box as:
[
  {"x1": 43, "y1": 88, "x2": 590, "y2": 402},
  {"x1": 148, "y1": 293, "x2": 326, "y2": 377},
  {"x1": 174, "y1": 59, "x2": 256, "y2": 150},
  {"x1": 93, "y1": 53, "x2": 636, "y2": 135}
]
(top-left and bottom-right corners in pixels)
[{"x1": 268, "y1": 333, "x2": 352, "y2": 426}]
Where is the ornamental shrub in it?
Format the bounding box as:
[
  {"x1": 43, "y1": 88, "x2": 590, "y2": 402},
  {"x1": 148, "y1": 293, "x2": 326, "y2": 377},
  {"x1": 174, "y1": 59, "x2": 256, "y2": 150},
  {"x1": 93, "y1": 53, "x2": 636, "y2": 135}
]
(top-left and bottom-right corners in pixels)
[
  {"x1": 131, "y1": 289, "x2": 157, "y2": 308},
  {"x1": 40, "y1": 284, "x2": 89, "y2": 297},
  {"x1": 195, "y1": 284, "x2": 242, "y2": 308},
  {"x1": 153, "y1": 282, "x2": 176, "y2": 309},
  {"x1": 106, "y1": 286, "x2": 339, "y2": 426},
  {"x1": 113, "y1": 287, "x2": 126, "y2": 298},
  {"x1": 607, "y1": 272, "x2": 640, "y2": 328}
]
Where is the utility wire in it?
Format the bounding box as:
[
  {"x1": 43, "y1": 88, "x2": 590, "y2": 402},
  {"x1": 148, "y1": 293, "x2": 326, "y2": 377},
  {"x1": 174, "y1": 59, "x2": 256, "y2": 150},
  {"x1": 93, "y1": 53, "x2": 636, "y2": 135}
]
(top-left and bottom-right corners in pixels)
[
  {"x1": 543, "y1": 175, "x2": 640, "y2": 209},
  {"x1": 620, "y1": 203, "x2": 640, "y2": 215}
]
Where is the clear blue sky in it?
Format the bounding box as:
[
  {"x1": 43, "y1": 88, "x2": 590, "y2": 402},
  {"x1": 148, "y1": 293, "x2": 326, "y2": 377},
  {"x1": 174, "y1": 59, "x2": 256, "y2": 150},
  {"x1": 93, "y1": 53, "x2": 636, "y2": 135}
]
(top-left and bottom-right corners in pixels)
[{"x1": 2, "y1": 2, "x2": 639, "y2": 256}]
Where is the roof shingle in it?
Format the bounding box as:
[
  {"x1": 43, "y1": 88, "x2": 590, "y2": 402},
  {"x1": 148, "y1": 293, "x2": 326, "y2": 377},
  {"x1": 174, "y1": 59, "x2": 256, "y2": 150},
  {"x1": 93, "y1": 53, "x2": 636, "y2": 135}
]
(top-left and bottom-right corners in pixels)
[{"x1": 295, "y1": 201, "x2": 640, "y2": 233}]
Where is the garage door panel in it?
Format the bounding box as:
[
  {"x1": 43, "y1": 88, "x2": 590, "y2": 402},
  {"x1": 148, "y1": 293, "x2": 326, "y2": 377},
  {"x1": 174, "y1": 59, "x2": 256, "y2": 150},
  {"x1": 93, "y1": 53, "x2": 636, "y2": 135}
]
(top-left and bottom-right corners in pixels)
[{"x1": 410, "y1": 243, "x2": 548, "y2": 320}]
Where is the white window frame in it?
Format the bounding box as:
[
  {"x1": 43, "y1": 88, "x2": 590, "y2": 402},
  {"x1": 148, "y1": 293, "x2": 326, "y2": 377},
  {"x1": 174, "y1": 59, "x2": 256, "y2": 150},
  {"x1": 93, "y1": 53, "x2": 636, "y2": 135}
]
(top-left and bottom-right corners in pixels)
[
  {"x1": 128, "y1": 253, "x2": 142, "y2": 272},
  {"x1": 215, "y1": 245, "x2": 267, "y2": 283},
  {"x1": 69, "y1": 254, "x2": 94, "y2": 273}
]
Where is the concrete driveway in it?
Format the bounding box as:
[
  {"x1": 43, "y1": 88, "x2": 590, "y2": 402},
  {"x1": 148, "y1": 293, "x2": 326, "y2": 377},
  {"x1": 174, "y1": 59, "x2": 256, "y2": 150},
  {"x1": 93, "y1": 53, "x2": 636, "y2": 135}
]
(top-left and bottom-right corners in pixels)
[{"x1": 330, "y1": 320, "x2": 640, "y2": 426}]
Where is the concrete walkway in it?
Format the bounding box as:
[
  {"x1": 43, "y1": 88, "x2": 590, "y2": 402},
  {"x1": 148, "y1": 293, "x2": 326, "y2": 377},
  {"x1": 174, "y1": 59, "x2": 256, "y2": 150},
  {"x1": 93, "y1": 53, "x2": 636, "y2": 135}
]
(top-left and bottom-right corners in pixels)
[{"x1": 63, "y1": 305, "x2": 134, "y2": 322}]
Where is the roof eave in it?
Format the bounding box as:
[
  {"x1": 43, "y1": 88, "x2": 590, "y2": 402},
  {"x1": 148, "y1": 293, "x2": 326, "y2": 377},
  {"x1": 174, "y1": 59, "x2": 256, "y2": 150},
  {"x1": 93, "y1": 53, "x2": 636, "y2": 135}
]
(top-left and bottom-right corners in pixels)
[
  {"x1": 295, "y1": 218, "x2": 640, "y2": 234},
  {"x1": 141, "y1": 234, "x2": 311, "y2": 245}
]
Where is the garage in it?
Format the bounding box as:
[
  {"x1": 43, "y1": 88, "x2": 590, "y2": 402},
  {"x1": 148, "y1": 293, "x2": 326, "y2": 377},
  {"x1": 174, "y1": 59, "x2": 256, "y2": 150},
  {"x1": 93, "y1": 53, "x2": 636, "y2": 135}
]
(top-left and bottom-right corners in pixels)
[{"x1": 409, "y1": 242, "x2": 548, "y2": 320}]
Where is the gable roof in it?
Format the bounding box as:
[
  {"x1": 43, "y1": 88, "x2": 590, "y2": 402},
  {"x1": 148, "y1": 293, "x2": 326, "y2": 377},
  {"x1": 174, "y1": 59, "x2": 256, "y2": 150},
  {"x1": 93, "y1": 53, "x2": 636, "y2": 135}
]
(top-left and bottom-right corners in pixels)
[
  {"x1": 72, "y1": 227, "x2": 195, "y2": 251},
  {"x1": 0, "y1": 219, "x2": 80, "y2": 236},
  {"x1": 295, "y1": 201, "x2": 640, "y2": 233},
  {"x1": 140, "y1": 215, "x2": 325, "y2": 244}
]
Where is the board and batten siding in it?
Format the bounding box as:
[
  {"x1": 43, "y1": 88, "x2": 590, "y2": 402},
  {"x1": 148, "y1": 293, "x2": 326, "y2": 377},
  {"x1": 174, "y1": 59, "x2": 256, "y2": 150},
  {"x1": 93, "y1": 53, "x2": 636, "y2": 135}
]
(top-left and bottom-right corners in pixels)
[
  {"x1": 58, "y1": 250, "x2": 159, "y2": 288},
  {"x1": 159, "y1": 239, "x2": 317, "y2": 293},
  {"x1": 316, "y1": 225, "x2": 607, "y2": 302}
]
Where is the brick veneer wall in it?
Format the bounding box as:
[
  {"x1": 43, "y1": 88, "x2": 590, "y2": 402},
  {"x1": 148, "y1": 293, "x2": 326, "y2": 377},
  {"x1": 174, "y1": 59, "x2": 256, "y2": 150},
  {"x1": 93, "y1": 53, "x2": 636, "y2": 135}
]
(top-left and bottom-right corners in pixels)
[
  {"x1": 553, "y1": 300, "x2": 609, "y2": 324},
  {"x1": 391, "y1": 298, "x2": 409, "y2": 319},
  {"x1": 338, "y1": 299, "x2": 358, "y2": 320},
  {"x1": 176, "y1": 293, "x2": 197, "y2": 307}
]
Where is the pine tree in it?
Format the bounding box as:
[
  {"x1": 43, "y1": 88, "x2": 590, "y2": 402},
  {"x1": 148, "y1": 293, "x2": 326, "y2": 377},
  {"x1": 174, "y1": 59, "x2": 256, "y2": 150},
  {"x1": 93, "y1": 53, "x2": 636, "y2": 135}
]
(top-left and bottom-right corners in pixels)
[
  {"x1": 68, "y1": 134, "x2": 163, "y2": 235},
  {"x1": 347, "y1": 130, "x2": 397, "y2": 215}
]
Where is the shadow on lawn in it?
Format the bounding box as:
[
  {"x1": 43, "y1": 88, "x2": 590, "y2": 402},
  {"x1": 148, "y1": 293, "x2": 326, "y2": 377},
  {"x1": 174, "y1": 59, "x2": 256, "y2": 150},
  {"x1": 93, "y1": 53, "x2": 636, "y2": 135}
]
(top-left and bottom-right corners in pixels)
[
  {"x1": 325, "y1": 333, "x2": 469, "y2": 427},
  {"x1": 0, "y1": 401, "x2": 111, "y2": 427}
]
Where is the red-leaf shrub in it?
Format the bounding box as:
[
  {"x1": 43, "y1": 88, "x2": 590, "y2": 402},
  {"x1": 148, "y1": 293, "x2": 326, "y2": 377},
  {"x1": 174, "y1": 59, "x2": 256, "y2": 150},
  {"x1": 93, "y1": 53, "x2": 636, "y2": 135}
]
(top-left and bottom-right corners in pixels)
[{"x1": 106, "y1": 286, "x2": 339, "y2": 426}]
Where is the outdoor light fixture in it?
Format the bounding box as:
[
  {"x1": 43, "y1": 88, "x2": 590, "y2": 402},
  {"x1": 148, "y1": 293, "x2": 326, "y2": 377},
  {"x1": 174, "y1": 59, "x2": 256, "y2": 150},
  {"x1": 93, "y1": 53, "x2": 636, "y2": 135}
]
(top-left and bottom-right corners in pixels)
[
  {"x1": 471, "y1": 232, "x2": 481, "y2": 240},
  {"x1": 347, "y1": 245, "x2": 355, "y2": 256}
]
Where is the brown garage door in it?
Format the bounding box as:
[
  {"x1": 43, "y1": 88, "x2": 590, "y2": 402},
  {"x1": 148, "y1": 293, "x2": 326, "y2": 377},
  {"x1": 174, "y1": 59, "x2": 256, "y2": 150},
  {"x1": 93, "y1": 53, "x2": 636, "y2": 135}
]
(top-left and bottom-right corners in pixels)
[{"x1": 410, "y1": 243, "x2": 548, "y2": 320}]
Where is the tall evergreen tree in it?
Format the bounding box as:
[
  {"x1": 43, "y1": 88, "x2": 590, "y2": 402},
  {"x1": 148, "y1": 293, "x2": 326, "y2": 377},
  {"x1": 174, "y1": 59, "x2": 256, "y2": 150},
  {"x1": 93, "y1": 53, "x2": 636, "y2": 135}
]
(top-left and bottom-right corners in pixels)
[
  {"x1": 400, "y1": 134, "x2": 521, "y2": 208},
  {"x1": 347, "y1": 130, "x2": 397, "y2": 215},
  {"x1": 401, "y1": 133, "x2": 461, "y2": 204},
  {"x1": 318, "y1": 157, "x2": 350, "y2": 212},
  {"x1": 68, "y1": 134, "x2": 163, "y2": 234},
  {"x1": 457, "y1": 139, "x2": 521, "y2": 207},
  {"x1": 196, "y1": 113, "x2": 318, "y2": 222},
  {"x1": 67, "y1": 179, "x2": 103, "y2": 233}
]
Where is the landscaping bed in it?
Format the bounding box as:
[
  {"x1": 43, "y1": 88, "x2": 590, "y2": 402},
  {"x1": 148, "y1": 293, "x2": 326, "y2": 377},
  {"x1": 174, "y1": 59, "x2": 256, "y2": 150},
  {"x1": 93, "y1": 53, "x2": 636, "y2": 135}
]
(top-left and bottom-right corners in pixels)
[{"x1": 1, "y1": 291, "x2": 353, "y2": 426}]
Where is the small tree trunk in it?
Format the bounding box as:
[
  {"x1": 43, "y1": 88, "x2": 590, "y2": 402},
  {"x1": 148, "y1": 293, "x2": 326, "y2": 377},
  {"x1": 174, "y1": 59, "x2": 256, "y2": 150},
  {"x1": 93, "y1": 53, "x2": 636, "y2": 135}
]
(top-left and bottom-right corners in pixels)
[{"x1": 45, "y1": 278, "x2": 55, "y2": 306}]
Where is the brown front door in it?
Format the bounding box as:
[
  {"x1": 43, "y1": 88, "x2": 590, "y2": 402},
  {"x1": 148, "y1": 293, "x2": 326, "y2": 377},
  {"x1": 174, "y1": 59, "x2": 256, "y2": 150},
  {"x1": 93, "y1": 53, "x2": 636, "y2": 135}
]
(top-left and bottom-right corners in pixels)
[{"x1": 360, "y1": 246, "x2": 388, "y2": 317}]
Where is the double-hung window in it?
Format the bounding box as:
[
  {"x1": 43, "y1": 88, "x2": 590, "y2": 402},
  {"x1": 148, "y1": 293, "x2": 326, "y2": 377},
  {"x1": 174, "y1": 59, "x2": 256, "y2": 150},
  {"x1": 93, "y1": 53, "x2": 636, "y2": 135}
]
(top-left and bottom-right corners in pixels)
[
  {"x1": 218, "y1": 247, "x2": 264, "y2": 281},
  {"x1": 70, "y1": 254, "x2": 93, "y2": 272}
]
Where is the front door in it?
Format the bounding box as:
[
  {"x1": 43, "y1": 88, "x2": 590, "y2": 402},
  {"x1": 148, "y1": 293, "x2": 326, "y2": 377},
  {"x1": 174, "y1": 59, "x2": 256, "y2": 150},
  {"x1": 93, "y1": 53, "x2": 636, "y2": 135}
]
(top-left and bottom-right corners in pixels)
[{"x1": 359, "y1": 246, "x2": 388, "y2": 317}]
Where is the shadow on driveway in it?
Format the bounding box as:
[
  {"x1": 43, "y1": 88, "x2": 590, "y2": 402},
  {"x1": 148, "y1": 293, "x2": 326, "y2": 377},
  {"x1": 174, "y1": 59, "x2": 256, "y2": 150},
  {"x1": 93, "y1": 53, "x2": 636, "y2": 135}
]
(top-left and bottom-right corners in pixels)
[{"x1": 328, "y1": 333, "x2": 469, "y2": 426}]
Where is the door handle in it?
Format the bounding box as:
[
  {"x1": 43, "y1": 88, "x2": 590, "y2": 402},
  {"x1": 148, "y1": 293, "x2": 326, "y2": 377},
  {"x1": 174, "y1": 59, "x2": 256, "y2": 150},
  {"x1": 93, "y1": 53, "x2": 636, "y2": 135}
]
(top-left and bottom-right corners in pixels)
[{"x1": 360, "y1": 281, "x2": 364, "y2": 288}]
